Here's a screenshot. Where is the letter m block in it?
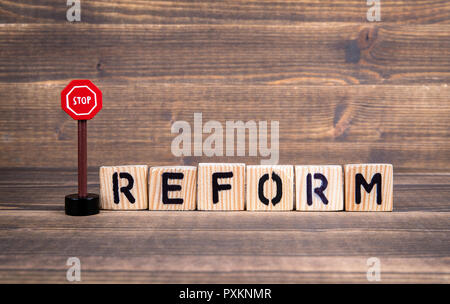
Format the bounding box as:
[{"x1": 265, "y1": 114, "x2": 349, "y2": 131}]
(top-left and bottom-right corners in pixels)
[{"x1": 344, "y1": 164, "x2": 393, "y2": 211}]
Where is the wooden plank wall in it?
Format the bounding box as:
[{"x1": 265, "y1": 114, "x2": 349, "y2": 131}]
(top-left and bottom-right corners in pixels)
[{"x1": 0, "y1": 1, "x2": 449, "y2": 172}]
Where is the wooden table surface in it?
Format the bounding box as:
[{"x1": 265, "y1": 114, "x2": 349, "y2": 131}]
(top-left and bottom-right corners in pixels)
[
  {"x1": 0, "y1": 0, "x2": 449, "y2": 283},
  {"x1": 0, "y1": 169, "x2": 448, "y2": 283}
]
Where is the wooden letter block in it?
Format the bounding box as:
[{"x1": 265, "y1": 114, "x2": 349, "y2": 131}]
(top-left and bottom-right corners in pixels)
[
  {"x1": 247, "y1": 165, "x2": 294, "y2": 211},
  {"x1": 148, "y1": 166, "x2": 197, "y2": 210},
  {"x1": 344, "y1": 164, "x2": 393, "y2": 211},
  {"x1": 197, "y1": 163, "x2": 245, "y2": 211},
  {"x1": 295, "y1": 165, "x2": 344, "y2": 211},
  {"x1": 99, "y1": 165, "x2": 148, "y2": 210}
]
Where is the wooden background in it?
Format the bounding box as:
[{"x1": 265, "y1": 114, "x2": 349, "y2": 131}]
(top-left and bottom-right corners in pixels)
[{"x1": 0, "y1": 0, "x2": 449, "y2": 283}]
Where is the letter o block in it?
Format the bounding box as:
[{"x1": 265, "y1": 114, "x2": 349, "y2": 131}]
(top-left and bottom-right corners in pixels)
[
  {"x1": 197, "y1": 163, "x2": 245, "y2": 211},
  {"x1": 247, "y1": 165, "x2": 294, "y2": 211},
  {"x1": 295, "y1": 165, "x2": 344, "y2": 211},
  {"x1": 344, "y1": 164, "x2": 393, "y2": 211},
  {"x1": 148, "y1": 166, "x2": 197, "y2": 210},
  {"x1": 99, "y1": 165, "x2": 148, "y2": 210}
]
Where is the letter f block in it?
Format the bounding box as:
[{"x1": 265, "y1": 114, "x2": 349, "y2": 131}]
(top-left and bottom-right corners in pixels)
[
  {"x1": 99, "y1": 165, "x2": 149, "y2": 210},
  {"x1": 344, "y1": 164, "x2": 393, "y2": 211},
  {"x1": 148, "y1": 166, "x2": 197, "y2": 210},
  {"x1": 197, "y1": 163, "x2": 245, "y2": 210}
]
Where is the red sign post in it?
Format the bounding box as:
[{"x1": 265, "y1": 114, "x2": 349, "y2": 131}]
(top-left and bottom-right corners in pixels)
[{"x1": 61, "y1": 80, "x2": 102, "y2": 216}]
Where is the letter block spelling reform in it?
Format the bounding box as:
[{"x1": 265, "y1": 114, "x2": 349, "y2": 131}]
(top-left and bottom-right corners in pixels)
[
  {"x1": 247, "y1": 165, "x2": 294, "y2": 211},
  {"x1": 100, "y1": 165, "x2": 149, "y2": 210},
  {"x1": 344, "y1": 164, "x2": 393, "y2": 211},
  {"x1": 197, "y1": 163, "x2": 245, "y2": 211},
  {"x1": 148, "y1": 166, "x2": 197, "y2": 210},
  {"x1": 295, "y1": 165, "x2": 344, "y2": 211}
]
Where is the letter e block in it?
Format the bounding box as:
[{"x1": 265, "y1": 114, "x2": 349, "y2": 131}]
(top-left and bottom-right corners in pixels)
[
  {"x1": 148, "y1": 166, "x2": 197, "y2": 210},
  {"x1": 247, "y1": 165, "x2": 294, "y2": 211},
  {"x1": 99, "y1": 165, "x2": 148, "y2": 210},
  {"x1": 197, "y1": 163, "x2": 245, "y2": 211},
  {"x1": 344, "y1": 164, "x2": 393, "y2": 211},
  {"x1": 295, "y1": 165, "x2": 343, "y2": 211}
]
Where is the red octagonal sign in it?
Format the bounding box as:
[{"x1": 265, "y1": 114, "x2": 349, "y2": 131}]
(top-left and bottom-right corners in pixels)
[{"x1": 61, "y1": 80, "x2": 102, "y2": 120}]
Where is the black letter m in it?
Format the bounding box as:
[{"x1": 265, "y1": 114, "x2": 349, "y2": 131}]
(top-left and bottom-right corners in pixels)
[{"x1": 355, "y1": 173, "x2": 382, "y2": 205}]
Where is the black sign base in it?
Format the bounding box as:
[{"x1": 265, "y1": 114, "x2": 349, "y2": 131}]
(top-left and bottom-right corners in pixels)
[{"x1": 65, "y1": 193, "x2": 100, "y2": 216}]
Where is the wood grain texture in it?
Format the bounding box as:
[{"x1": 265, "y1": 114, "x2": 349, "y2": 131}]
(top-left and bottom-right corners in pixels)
[
  {"x1": 0, "y1": 24, "x2": 449, "y2": 84},
  {"x1": 247, "y1": 165, "x2": 294, "y2": 211},
  {"x1": 148, "y1": 166, "x2": 197, "y2": 210},
  {"x1": 99, "y1": 165, "x2": 148, "y2": 210},
  {"x1": 295, "y1": 165, "x2": 344, "y2": 211},
  {"x1": 345, "y1": 164, "x2": 393, "y2": 211},
  {"x1": 0, "y1": 254, "x2": 448, "y2": 284},
  {"x1": 0, "y1": 168, "x2": 448, "y2": 283},
  {"x1": 0, "y1": 168, "x2": 448, "y2": 212},
  {"x1": 0, "y1": 0, "x2": 448, "y2": 24},
  {"x1": 0, "y1": 0, "x2": 449, "y2": 283},
  {"x1": 197, "y1": 163, "x2": 245, "y2": 210},
  {"x1": 0, "y1": 83, "x2": 448, "y2": 172}
]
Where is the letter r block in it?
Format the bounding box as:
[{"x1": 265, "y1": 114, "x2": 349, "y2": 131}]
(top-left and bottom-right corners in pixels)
[
  {"x1": 197, "y1": 163, "x2": 245, "y2": 211},
  {"x1": 295, "y1": 165, "x2": 344, "y2": 211},
  {"x1": 247, "y1": 165, "x2": 294, "y2": 211},
  {"x1": 99, "y1": 165, "x2": 149, "y2": 210},
  {"x1": 344, "y1": 164, "x2": 393, "y2": 211},
  {"x1": 148, "y1": 166, "x2": 197, "y2": 210}
]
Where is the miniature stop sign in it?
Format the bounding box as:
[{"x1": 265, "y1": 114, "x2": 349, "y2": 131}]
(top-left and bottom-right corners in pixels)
[
  {"x1": 61, "y1": 80, "x2": 102, "y2": 216},
  {"x1": 61, "y1": 80, "x2": 102, "y2": 120}
]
